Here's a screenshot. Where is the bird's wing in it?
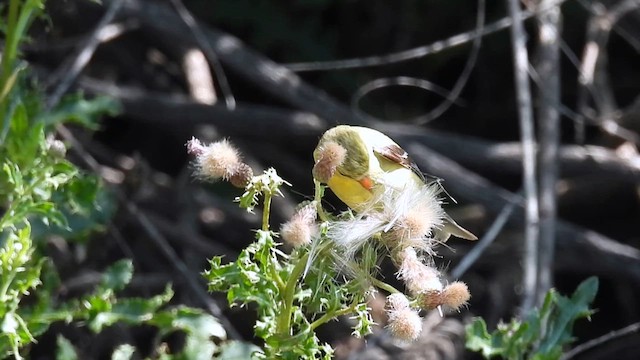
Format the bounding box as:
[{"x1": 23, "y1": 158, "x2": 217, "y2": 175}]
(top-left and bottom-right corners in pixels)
[
  {"x1": 373, "y1": 143, "x2": 427, "y2": 182},
  {"x1": 375, "y1": 144, "x2": 478, "y2": 242},
  {"x1": 375, "y1": 143, "x2": 461, "y2": 202}
]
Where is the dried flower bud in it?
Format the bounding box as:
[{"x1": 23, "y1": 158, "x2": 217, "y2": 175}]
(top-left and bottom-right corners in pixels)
[
  {"x1": 280, "y1": 204, "x2": 318, "y2": 247},
  {"x1": 386, "y1": 203, "x2": 437, "y2": 248},
  {"x1": 419, "y1": 290, "x2": 444, "y2": 310},
  {"x1": 228, "y1": 163, "x2": 254, "y2": 188},
  {"x1": 385, "y1": 293, "x2": 410, "y2": 312},
  {"x1": 442, "y1": 281, "x2": 470, "y2": 310},
  {"x1": 186, "y1": 137, "x2": 205, "y2": 156},
  {"x1": 418, "y1": 282, "x2": 470, "y2": 311},
  {"x1": 395, "y1": 247, "x2": 442, "y2": 296},
  {"x1": 379, "y1": 183, "x2": 444, "y2": 256},
  {"x1": 387, "y1": 307, "x2": 423, "y2": 341},
  {"x1": 312, "y1": 141, "x2": 346, "y2": 183},
  {"x1": 187, "y1": 138, "x2": 253, "y2": 185}
]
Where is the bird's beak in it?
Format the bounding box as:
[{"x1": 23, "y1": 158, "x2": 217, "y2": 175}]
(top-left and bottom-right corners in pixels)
[{"x1": 358, "y1": 177, "x2": 374, "y2": 191}]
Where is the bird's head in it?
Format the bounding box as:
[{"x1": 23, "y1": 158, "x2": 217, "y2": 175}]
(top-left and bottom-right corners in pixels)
[{"x1": 313, "y1": 125, "x2": 369, "y2": 183}]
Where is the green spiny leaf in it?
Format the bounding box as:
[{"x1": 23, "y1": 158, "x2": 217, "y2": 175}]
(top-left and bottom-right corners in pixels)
[
  {"x1": 55, "y1": 335, "x2": 78, "y2": 360},
  {"x1": 100, "y1": 259, "x2": 134, "y2": 292}
]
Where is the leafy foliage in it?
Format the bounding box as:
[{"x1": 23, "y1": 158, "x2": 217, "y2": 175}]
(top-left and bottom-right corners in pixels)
[
  {"x1": 466, "y1": 277, "x2": 599, "y2": 360},
  {"x1": 0, "y1": 1, "x2": 118, "y2": 355},
  {"x1": 1, "y1": 1, "x2": 232, "y2": 358},
  {"x1": 205, "y1": 169, "x2": 376, "y2": 359}
]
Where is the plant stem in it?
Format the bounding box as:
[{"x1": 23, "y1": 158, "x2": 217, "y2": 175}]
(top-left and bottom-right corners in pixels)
[
  {"x1": 371, "y1": 278, "x2": 400, "y2": 295},
  {"x1": 1, "y1": 0, "x2": 20, "y2": 85},
  {"x1": 276, "y1": 251, "x2": 309, "y2": 335},
  {"x1": 309, "y1": 302, "x2": 359, "y2": 331},
  {"x1": 262, "y1": 193, "x2": 272, "y2": 231},
  {"x1": 259, "y1": 193, "x2": 286, "y2": 291},
  {"x1": 0, "y1": 0, "x2": 19, "y2": 118},
  {"x1": 313, "y1": 179, "x2": 330, "y2": 222}
]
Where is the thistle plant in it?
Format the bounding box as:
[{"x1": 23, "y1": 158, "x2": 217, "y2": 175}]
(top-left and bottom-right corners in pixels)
[{"x1": 188, "y1": 137, "x2": 471, "y2": 359}]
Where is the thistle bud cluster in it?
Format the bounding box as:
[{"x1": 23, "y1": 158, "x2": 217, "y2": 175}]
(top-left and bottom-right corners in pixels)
[
  {"x1": 385, "y1": 189, "x2": 470, "y2": 318},
  {"x1": 312, "y1": 141, "x2": 346, "y2": 183},
  {"x1": 280, "y1": 203, "x2": 318, "y2": 248},
  {"x1": 385, "y1": 293, "x2": 422, "y2": 341},
  {"x1": 186, "y1": 137, "x2": 253, "y2": 188}
]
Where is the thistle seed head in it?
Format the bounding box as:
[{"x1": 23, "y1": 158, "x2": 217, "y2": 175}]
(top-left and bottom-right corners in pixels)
[
  {"x1": 387, "y1": 307, "x2": 423, "y2": 342},
  {"x1": 395, "y1": 247, "x2": 443, "y2": 296},
  {"x1": 312, "y1": 141, "x2": 347, "y2": 183},
  {"x1": 280, "y1": 203, "x2": 318, "y2": 247},
  {"x1": 442, "y1": 281, "x2": 470, "y2": 310}
]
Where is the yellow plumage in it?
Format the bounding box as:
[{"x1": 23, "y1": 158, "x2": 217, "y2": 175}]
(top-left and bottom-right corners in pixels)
[{"x1": 313, "y1": 125, "x2": 477, "y2": 242}]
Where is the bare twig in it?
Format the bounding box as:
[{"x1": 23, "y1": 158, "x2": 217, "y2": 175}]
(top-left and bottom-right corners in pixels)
[
  {"x1": 284, "y1": 0, "x2": 567, "y2": 72},
  {"x1": 77, "y1": 77, "x2": 328, "y2": 139},
  {"x1": 534, "y1": 0, "x2": 562, "y2": 308},
  {"x1": 414, "y1": 0, "x2": 486, "y2": 124},
  {"x1": 575, "y1": 2, "x2": 614, "y2": 144},
  {"x1": 182, "y1": 48, "x2": 217, "y2": 104},
  {"x1": 562, "y1": 321, "x2": 640, "y2": 360},
  {"x1": 123, "y1": 200, "x2": 242, "y2": 340},
  {"x1": 576, "y1": 0, "x2": 640, "y2": 53},
  {"x1": 405, "y1": 142, "x2": 640, "y2": 284},
  {"x1": 532, "y1": 43, "x2": 640, "y2": 146},
  {"x1": 350, "y1": 0, "x2": 484, "y2": 125},
  {"x1": 575, "y1": 0, "x2": 640, "y2": 143},
  {"x1": 350, "y1": 76, "x2": 464, "y2": 120},
  {"x1": 76, "y1": 78, "x2": 640, "y2": 182},
  {"x1": 108, "y1": 0, "x2": 373, "y2": 127},
  {"x1": 25, "y1": 19, "x2": 139, "y2": 52},
  {"x1": 145, "y1": 212, "x2": 235, "y2": 256},
  {"x1": 45, "y1": 0, "x2": 126, "y2": 110},
  {"x1": 450, "y1": 190, "x2": 520, "y2": 279},
  {"x1": 168, "y1": 0, "x2": 236, "y2": 109},
  {"x1": 506, "y1": 0, "x2": 540, "y2": 315}
]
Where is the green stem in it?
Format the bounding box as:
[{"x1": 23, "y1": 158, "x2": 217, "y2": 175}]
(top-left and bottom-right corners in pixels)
[
  {"x1": 0, "y1": 269, "x2": 18, "y2": 301},
  {"x1": 262, "y1": 193, "x2": 272, "y2": 231},
  {"x1": 309, "y1": 302, "x2": 359, "y2": 331},
  {"x1": 259, "y1": 193, "x2": 285, "y2": 291},
  {"x1": 371, "y1": 278, "x2": 401, "y2": 295},
  {"x1": 276, "y1": 251, "x2": 310, "y2": 335},
  {"x1": 1, "y1": 0, "x2": 20, "y2": 85},
  {"x1": 313, "y1": 179, "x2": 330, "y2": 222}
]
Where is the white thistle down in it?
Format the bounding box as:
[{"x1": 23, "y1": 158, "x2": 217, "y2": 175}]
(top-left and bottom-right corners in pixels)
[{"x1": 327, "y1": 180, "x2": 445, "y2": 259}]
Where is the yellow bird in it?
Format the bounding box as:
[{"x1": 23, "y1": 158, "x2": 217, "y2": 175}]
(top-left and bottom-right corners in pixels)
[{"x1": 313, "y1": 125, "x2": 477, "y2": 242}]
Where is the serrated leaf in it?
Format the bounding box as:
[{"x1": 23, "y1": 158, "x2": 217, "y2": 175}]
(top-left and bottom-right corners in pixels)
[
  {"x1": 181, "y1": 334, "x2": 217, "y2": 360},
  {"x1": 466, "y1": 318, "x2": 493, "y2": 357},
  {"x1": 100, "y1": 259, "x2": 133, "y2": 291},
  {"x1": 169, "y1": 307, "x2": 226, "y2": 339},
  {"x1": 88, "y1": 286, "x2": 174, "y2": 333},
  {"x1": 218, "y1": 341, "x2": 261, "y2": 360},
  {"x1": 538, "y1": 277, "x2": 599, "y2": 355},
  {"x1": 466, "y1": 278, "x2": 599, "y2": 359},
  {"x1": 111, "y1": 344, "x2": 135, "y2": 360},
  {"x1": 36, "y1": 94, "x2": 120, "y2": 129},
  {"x1": 55, "y1": 335, "x2": 78, "y2": 360}
]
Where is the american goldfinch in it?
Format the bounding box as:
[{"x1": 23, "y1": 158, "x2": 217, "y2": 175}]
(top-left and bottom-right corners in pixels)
[{"x1": 313, "y1": 125, "x2": 477, "y2": 242}]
